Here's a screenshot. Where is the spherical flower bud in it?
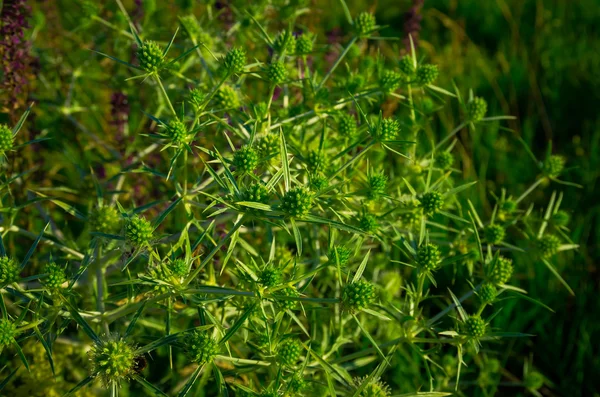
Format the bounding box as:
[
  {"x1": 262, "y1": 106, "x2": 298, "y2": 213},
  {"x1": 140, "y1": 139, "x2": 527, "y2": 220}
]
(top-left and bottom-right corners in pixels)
[
  {"x1": 278, "y1": 338, "x2": 302, "y2": 367},
  {"x1": 256, "y1": 133, "x2": 279, "y2": 161},
  {"x1": 537, "y1": 234, "x2": 561, "y2": 258},
  {"x1": 342, "y1": 280, "x2": 376, "y2": 312},
  {"x1": 243, "y1": 183, "x2": 270, "y2": 203},
  {"x1": 484, "y1": 224, "x2": 505, "y2": 245},
  {"x1": 379, "y1": 70, "x2": 402, "y2": 93},
  {"x1": 306, "y1": 150, "x2": 326, "y2": 172},
  {"x1": 328, "y1": 245, "x2": 352, "y2": 266},
  {"x1": 416, "y1": 243, "x2": 442, "y2": 271},
  {"x1": 377, "y1": 118, "x2": 400, "y2": 141},
  {"x1": 266, "y1": 62, "x2": 288, "y2": 85},
  {"x1": 464, "y1": 315, "x2": 486, "y2": 337},
  {"x1": 280, "y1": 187, "x2": 313, "y2": 218},
  {"x1": 44, "y1": 262, "x2": 66, "y2": 291},
  {"x1": 398, "y1": 55, "x2": 415, "y2": 76},
  {"x1": 0, "y1": 257, "x2": 19, "y2": 285},
  {"x1": 222, "y1": 47, "x2": 246, "y2": 73},
  {"x1": 185, "y1": 330, "x2": 218, "y2": 364},
  {"x1": 400, "y1": 209, "x2": 421, "y2": 227},
  {"x1": 90, "y1": 206, "x2": 121, "y2": 234},
  {"x1": 543, "y1": 155, "x2": 566, "y2": 178},
  {"x1": 137, "y1": 41, "x2": 164, "y2": 73},
  {"x1": 171, "y1": 259, "x2": 188, "y2": 278},
  {"x1": 367, "y1": 172, "x2": 387, "y2": 199},
  {"x1": 416, "y1": 64, "x2": 438, "y2": 86},
  {"x1": 467, "y1": 97, "x2": 488, "y2": 122},
  {"x1": 358, "y1": 213, "x2": 378, "y2": 233},
  {"x1": 0, "y1": 124, "x2": 14, "y2": 154},
  {"x1": 89, "y1": 338, "x2": 137, "y2": 385},
  {"x1": 356, "y1": 376, "x2": 391, "y2": 397},
  {"x1": 167, "y1": 119, "x2": 188, "y2": 144},
  {"x1": 501, "y1": 200, "x2": 517, "y2": 214},
  {"x1": 354, "y1": 12, "x2": 376, "y2": 37},
  {"x1": 0, "y1": 318, "x2": 17, "y2": 347},
  {"x1": 524, "y1": 371, "x2": 545, "y2": 390},
  {"x1": 288, "y1": 374, "x2": 307, "y2": 393},
  {"x1": 276, "y1": 286, "x2": 299, "y2": 310},
  {"x1": 478, "y1": 283, "x2": 497, "y2": 304},
  {"x1": 189, "y1": 88, "x2": 206, "y2": 109},
  {"x1": 259, "y1": 267, "x2": 282, "y2": 288},
  {"x1": 419, "y1": 191, "x2": 444, "y2": 215},
  {"x1": 295, "y1": 33, "x2": 314, "y2": 55},
  {"x1": 125, "y1": 215, "x2": 153, "y2": 247},
  {"x1": 552, "y1": 210, "x2": 570, "y2": 226},
  {"x1": 274, "y1": 30, "x2": 295, "y2": 54},
  {"x1": 436, "y1": 151, "x2": 454, "y2": 170},
  {"x1": 233, "y1": 145, "x2": 258, "y2": 174},
  {"x1": 215, "y1": 85, "x2": 240, "y2": 109},
  {"x1": 339, "y1": 114, "x2": 357, "y2": 137},
  {"x1": 309, "y1": 173, "x2": 329, "y2": 191},
  {"x1": 489, "y1": 256, "x2": 513, "y2": 285}
]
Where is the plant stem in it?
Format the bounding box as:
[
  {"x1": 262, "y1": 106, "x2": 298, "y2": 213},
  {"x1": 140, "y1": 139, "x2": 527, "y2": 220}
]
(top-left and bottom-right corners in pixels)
[
  {"x1": 318, "y1": 36, "x2": 358, "y2": 89},
  {"x1": 92, "y1": 16, "x2": 134, "y2": 40},
  {"x1": 154, "y1": 75, "x2": 177, "y2": 117},
  {"x1": 184, "y1": 215, "x2": 247, "y2": 285}
]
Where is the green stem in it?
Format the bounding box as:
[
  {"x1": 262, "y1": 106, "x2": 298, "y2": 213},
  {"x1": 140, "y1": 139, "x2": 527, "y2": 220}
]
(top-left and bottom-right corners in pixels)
[
  {"x1": 183, "y1": 149, "x2": 188, "y2": 197},
  {"x1": 329, "y1": 141, "x2": 374, "y2": 179},
  {"x1": 515, "y1": 177, "x2": 544, "y2": 203},
  {"x1": 184, "y1": 215, "x2": 247, "y2": 285},
  {"x1": 92, "y1": 16, "x2": 134, "y2": 40},
  {"x1": 318, "y1": 36, "x2": 358, "y2": 89},
  {"x1": 154, "y1": 75, "x2": 177, "y2": 117},
  {"x1": 408, "y1": 84, "x2": 417, "y2": 159}
]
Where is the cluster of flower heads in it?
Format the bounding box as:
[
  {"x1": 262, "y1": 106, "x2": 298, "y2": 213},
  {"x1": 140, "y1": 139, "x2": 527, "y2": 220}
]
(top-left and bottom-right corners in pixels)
[{"x1": 0, "y1": 1, "x2": 578, "y2": 396}]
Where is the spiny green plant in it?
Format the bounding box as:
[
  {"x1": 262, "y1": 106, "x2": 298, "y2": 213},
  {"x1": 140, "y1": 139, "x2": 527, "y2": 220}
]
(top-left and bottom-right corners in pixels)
[{"x1": 0, "y1": 1, "x2": 584, "y2": 396}]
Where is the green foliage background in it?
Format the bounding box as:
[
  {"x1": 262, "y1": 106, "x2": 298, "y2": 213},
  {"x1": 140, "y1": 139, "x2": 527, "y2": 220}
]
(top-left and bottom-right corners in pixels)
[{"x1": 1, "y1": 0, "x2": 598, "y2": 396}]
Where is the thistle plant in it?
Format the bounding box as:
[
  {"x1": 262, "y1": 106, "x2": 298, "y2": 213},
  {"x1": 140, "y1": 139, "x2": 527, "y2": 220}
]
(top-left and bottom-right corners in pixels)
[{"x1": 0, "y1": 2, "x2": 586, "y2": 396}]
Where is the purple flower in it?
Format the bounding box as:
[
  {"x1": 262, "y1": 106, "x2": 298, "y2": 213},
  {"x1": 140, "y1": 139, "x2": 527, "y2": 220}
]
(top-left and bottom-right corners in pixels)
[
  {"x1": 1, "y1": 0, "x2": 35, "y2": 112},
  {"x1": 403, "y1": 0, "x2": 425, "y2": 51}
]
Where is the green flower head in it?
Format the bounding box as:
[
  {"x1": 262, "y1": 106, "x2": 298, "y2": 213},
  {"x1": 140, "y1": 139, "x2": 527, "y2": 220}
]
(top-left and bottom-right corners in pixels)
[
  {"x1": 537, "y1": 234, "x2": 561, "y2": 258},
  {"x1": 0, "y1": 318, "x2": 18, "y2": 348},
  {"x1": 137, "y1": 41, "x2": 164, "y2": 73},
  {"x1": 89, "y1": 337, "x2": 138, "y2": 386},
  {"x1": 266, "y1": 62, "x2": 288, "y2": 85},
  {"x1": 416, "y1": 64, "x2": 438, "y2": 86},
  {"x1": 278, "y1": 338, "x2": 302, "y2": 367},
  {"x1": 233, "y1": 145, "x2": 259, "y2": 174},
  {"x1": 125, "y1": 215, "x2": 154, "y2": 247},
  {"x1": 222, "y1": 47, "x2": 246, "y2": 74},
  {"x1": 416, "y1": 243, "x2": 442, "y2": 272},
  {"x1": 0, "y1": 257, "x2": 19, "y2": 285},
  {"x1": 0, "y1": 124, "x2": 14, "y2": 154},
  {"x1": 185, "y1": 330, "x2": 218, "y2": 364},
  {"x1": 467, "y1": 97, "x2": 488, "y2": 122},
  {"x1": 419, "y1": 191, "x2": 444, "y2": 215},
  {"x1": 464, "y1": 315, "x2": 486, "y2": 338},
  {"x1": 484, "y1": 224, "x2": 505, "y2": 245},
  {"x1": 354, "y1": 12, "x2": 376, "y2": 37},
  {"x1": 280, "y1": 187, "x2": 313, "y2": 218},
  {"x1": 489, "y1": 256, "x2": 513, "y2": 285},
  {"x1": 295, "y1": 33, "x2": 314, "y2": 55},
  {"x1": 342, "y1": 280, "x2": 376, "y2": 312},
  {"x1": 215, "y1": 85, "x2": 240, "y2": 109}
]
